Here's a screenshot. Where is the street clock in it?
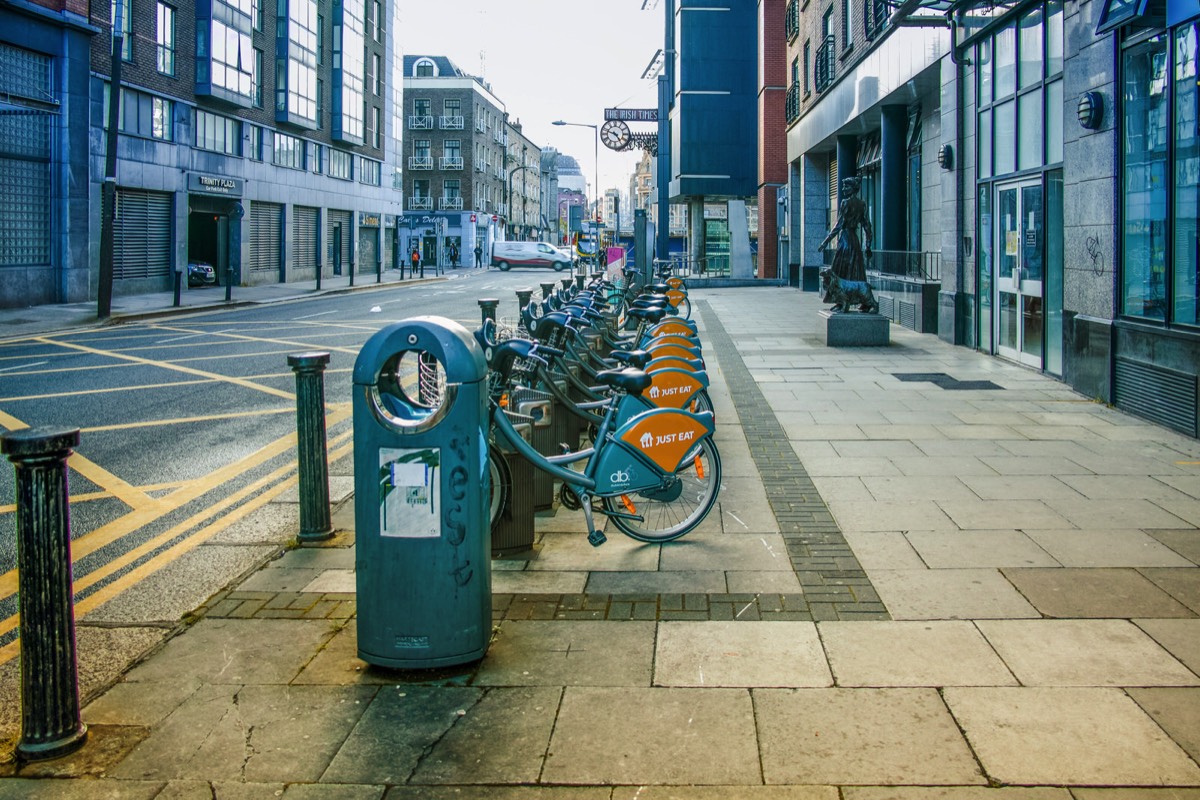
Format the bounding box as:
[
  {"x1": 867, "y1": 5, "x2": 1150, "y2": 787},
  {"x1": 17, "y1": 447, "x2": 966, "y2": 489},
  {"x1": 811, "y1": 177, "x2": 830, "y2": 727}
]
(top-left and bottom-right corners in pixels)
[{"x1": 601, "y1": 120, "x2": 632, "y2": 151}]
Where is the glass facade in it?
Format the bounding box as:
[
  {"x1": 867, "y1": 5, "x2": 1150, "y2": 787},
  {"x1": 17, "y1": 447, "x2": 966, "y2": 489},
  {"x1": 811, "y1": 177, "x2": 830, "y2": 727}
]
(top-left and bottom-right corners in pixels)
[
  {"x1": 329, "y1": 147, "x2": 353, "y2": 179},
  {"x1": 195, "y1": 109, "x2": 240, "y2": 155},
  {"x1": 157, "y1": 2, "x2": 175, "y2": 75},
  {"x1": 275, "y1": 0, "x2": 318, "y2": 128},
  {"x1": 332, "y1": 0, "x2": 365, "y2": 143},
  {"x1": 196, "y1": 0, "x2": 255, "y2": 106},
  {"x1": 273, "y1": 131, "x2": 305, "y2": 169}
]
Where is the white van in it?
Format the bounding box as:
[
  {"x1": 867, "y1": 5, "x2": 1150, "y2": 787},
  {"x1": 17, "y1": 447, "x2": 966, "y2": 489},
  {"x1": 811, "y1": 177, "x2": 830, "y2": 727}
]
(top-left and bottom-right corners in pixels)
[{"x1": 491, "y1": 241, "x2": 573, "y2": 271}]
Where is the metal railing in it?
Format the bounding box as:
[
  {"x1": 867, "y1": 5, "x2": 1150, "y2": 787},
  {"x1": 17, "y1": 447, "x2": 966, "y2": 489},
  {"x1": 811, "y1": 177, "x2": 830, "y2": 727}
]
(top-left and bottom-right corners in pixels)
[
  {"x1": 814, "y1": 35, "x2": 836, "y2": 93},
  {"x1": 786, "y1": 82, "x2": 800, "y2": 123},
  {"x1": 408, "y1": 115, "x2": 433, "y2": 129},
  {"x1": 867, "y1": 249, "x2": 942, "y2": 282},
  {"x1": 408, "y1": 155, "x2": 433, "y2": 170},
  {"x1": 407, "y1": 196, "x2": 433, "y2": 210},
  {"x1": 439, "y1": 156, "x2": 463, "y2": 170},
  {"x1": 785, "y1": 0, "x2": 800, "y2": 39},
  {"x1": 439, "y1": 115, "x2": 464, "y2": 129},
  {"x1": 439, "y1": 196, "x2": 464, "y2": 210},
  {"x1": 864, "y1": 0, "x2": 894, "y2": 39}
]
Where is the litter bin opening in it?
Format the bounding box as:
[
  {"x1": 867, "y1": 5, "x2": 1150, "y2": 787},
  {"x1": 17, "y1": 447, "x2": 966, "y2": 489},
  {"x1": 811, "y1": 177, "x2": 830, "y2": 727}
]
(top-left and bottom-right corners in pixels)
[{"x1": 370, "y1": 349, "x2": 458, "y2": 433}]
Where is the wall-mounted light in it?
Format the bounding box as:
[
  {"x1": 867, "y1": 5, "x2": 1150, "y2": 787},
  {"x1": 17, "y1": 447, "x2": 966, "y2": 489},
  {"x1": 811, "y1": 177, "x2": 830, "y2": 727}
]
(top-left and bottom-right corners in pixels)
[
  {"x1": 1077, "y1": 91, "x2": 1104, "y2": 130},
  {"x1": 937, "y1": 143, "x2": 954, "y2": 171}
]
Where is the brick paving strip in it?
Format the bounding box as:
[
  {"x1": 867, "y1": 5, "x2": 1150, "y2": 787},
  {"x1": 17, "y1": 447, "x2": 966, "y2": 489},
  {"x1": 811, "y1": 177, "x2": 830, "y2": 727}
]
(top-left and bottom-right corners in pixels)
[
  {"x1": 191, "y1": 301, "x2": 889, "y2": 624},
  {"x1": 697, "y1": 300, "x2": 889, "y2": 620}
]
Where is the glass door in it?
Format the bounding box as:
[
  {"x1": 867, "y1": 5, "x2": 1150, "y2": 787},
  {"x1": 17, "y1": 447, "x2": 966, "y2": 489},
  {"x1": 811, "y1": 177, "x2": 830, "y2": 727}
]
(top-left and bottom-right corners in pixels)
[{"x1": 994, "y1": 178, "x2": 1045, "y2": 368}]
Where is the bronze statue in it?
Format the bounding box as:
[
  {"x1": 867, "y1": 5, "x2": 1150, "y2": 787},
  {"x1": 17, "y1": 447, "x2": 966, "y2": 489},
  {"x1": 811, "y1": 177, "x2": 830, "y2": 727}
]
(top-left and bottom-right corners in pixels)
[{"x1": 818, "y1": 177, "x2": 877, "y2": 313}]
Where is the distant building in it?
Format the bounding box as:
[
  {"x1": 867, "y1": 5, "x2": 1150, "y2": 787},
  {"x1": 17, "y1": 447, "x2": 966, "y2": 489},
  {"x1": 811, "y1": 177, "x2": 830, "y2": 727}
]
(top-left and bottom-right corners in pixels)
[{"x1": 1, "y1": 0, "x2": 403, "y2": 308}]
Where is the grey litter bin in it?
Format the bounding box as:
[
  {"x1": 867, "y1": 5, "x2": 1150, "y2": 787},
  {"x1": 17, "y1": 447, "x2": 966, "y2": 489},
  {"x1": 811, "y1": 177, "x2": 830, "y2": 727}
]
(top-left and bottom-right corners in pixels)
[{"x1": 352, "y1": 316, "x2": 491, "y2": 668}]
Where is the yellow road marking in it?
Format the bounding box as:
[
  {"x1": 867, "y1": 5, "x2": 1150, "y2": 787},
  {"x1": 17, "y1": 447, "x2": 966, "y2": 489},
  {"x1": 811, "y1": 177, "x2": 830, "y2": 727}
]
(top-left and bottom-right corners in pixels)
[
  {"x1": 81, "y1": 407, "x2": 295, "y2": 434},
  {"x1": 0, "y1": 409, "x2": 28, "y2": 431},
  {"x1": 0, "y1": 435, "x2": 355, "y2": 664},
  {"x1": 33, "y1": 337, "x2": 297, "y2": 401},
  {"x1": 1177, "y1": 461, "x2": 1200, "y2": 465},
  {"x1": 0, "y1": 406, "x2": 352, "y2": 602},
  {"x1": 142, "y1": 324, "x2": 361, "y2": 355},
  {"x1": 0, "y1": 369, "x2": 352, "y2": 403}
]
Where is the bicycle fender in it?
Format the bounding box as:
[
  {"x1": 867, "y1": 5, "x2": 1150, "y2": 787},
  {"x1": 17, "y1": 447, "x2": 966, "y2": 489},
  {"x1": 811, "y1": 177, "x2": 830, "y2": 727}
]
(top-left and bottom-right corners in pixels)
[
  {"x1": 610, "y1": 406, "x2": 715, "y2": 475},
  {"x1": 643, "y1": 368, "x2": 709, "y2": 409}
]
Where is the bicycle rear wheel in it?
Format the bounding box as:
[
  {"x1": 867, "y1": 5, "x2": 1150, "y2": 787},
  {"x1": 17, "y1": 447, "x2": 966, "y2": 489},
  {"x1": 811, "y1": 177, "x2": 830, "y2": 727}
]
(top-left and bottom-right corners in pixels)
[{"x1": 603, "y1": 437, "x2": 721, "y2": 542}]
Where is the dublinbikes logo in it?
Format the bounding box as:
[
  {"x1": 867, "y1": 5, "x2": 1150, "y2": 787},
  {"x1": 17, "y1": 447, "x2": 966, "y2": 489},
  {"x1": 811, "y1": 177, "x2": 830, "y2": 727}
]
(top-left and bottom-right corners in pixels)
[{"x1": 609, "y1": 467, "x2": 635, "y2": 487}]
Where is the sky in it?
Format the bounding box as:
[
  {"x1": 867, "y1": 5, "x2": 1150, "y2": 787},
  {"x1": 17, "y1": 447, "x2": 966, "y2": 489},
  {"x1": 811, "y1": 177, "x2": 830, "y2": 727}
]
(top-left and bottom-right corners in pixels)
[{"x1": 393, "y1": 0, "x2": 666, "y2": 200}]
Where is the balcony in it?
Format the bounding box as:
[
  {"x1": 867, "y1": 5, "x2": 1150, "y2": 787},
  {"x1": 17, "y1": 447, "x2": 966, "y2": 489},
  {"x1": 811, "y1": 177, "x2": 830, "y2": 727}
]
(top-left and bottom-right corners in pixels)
[
  {"x1": 496, "y1": 202, "x2": 507, "y2": 215},
  {"x1": 814, "y1": 36, "x2": 836, "y2": 93},
  {"x1": 474, "y1": 161, "x2": 487, "y2": 173},
  {"x1": 408, "y1": 196, "x2": 433, "y2": 210},
  {"x1": 864, "y1": 0, "x2": 895, "y2": 39},
  {"x1": 439, "y1": 115, "x2": 464, "y2": 129},
  {"x1": 785, "y1": 0, "x2": 799, "y2": 40},
  {"x1": 492, "y1": 130, "x2": 506, "y2": 144},
  {"x1": 475, "y1": 119, "x2": 487, "y2": 133},
  {"x1": 786, "y1": 82, "x2": 800, "y2": 124},
  {"x1": 408, "y1": 156, "x2": 433, "y2": 170},
  {"x1": 439, "y1": 196, "x2": 464, "y2": 210},
  {"x1": 439, "y1": 156, "x2": 464, "y2": 170},
  {"x1": 408, "y1": 115, "x2": 433, "y2": 129}
]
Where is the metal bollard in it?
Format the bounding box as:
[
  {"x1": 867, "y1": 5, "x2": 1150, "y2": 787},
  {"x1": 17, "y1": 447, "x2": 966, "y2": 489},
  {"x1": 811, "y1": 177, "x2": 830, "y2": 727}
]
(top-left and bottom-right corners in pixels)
[
  {"x1": 515, "y1": 288, "x2": 533, "y2": 311},
  {"x1": 1, "y1": 427, "x2": 88, "y2": 762},
  {"x1": 575, "y1": 274, "x2": 586, "y2": 290},
  {"x1": 287, "y1": 353, "x2": 334, "y2": 542},
  {"x1": 477, "y1": 298, "x2": 499, "y2": 325},
  {"x1": 540, "y1": 282, "x2": 555, "y2": 302},
  {"x1": 561, "y1": 277, "x2": 574, "y2": 293}
]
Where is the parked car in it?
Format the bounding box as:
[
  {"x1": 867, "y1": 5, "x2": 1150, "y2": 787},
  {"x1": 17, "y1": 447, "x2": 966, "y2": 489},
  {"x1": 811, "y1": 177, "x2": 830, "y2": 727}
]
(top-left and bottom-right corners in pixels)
[
  {"x1": 187, "y1": 261, "x2": 216, "y2": 287},
  {"x1": 491, "y1": 241, "x2": 573, "y2": 271}
]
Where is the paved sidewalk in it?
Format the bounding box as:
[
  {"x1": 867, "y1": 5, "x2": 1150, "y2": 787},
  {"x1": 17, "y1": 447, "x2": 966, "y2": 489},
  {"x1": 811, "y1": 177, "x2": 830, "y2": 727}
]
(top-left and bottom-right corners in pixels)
[{"x1": 1, "y1": 285, "x2": 1199, "y2": 797}]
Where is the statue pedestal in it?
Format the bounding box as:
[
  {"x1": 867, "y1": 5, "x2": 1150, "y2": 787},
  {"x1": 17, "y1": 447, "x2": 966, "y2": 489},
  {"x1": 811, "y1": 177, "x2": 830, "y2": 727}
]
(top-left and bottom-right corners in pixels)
[{"x1": 820, "y1": 310, "x2": 890, "y2": 347}]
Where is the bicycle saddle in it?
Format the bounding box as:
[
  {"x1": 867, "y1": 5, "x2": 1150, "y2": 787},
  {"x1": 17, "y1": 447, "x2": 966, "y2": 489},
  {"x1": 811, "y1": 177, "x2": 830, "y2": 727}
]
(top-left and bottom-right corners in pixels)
[
  {"x1": 530, "y1": 310, "x2": 573, "y2": 337},
  {"x1": 595, "y1": 367, "x2": 652, "y2": 395},
  {"x1": 628, "y1": 306, "x2": 668, "y2": 324},
  {"x1": 610, "y1": 349, "x2": 650, "y2": 369}
]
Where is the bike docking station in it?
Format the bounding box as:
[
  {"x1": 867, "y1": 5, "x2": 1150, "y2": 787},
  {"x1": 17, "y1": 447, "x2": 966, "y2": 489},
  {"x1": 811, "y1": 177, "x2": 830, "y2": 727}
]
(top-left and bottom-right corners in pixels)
[{"x1": 351, "y1": 316, "x2": 492, "y2": 669}]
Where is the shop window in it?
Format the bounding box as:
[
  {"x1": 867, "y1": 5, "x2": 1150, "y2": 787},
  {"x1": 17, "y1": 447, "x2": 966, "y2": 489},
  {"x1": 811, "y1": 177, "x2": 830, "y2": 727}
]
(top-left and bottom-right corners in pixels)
[
  {"x1": 995, "y1": 25, "x2": 1016, "y2": 98},
  {"x1": 1018, "y1": 8, "x2": 1043, "y2": 90},
  {"x1": 1018, "y1": 89, "x2": 1043, "y2": 169}
]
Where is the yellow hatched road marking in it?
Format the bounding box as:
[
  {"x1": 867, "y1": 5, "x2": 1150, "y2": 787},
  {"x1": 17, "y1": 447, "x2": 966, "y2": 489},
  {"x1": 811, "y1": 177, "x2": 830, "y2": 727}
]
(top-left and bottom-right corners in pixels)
[
  {"x1": 0, "y1": 406, "x2": 353, "y2": 602},
  {"x1": 0, "y1": 434, "x2": 355, "y2": 665},
  {"x1": 144, "y1": 323, "x2": 361, "y2": 355},
  {"x1": 80, "y1": 407, "x2": 295, "y2": 434}
]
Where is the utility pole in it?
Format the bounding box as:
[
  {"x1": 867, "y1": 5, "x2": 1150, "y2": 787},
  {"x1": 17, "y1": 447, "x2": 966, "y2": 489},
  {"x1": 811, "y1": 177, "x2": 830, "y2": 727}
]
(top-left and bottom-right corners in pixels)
[{"x1": 98, "y1": 0, "x2": 125, "y2": 319}]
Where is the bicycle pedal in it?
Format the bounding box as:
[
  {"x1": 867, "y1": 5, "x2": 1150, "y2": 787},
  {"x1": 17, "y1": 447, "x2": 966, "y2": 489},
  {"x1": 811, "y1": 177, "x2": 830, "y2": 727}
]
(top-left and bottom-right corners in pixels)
[{"x1": 587, "y1": 530, "x2": 607, "y2": 547}]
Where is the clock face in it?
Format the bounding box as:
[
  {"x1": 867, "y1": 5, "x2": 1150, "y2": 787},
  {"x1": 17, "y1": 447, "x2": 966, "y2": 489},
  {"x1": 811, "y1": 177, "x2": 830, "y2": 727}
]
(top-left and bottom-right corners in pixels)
[{"x1": 601, "y1": 120, "x2": 632, "y2": 151}]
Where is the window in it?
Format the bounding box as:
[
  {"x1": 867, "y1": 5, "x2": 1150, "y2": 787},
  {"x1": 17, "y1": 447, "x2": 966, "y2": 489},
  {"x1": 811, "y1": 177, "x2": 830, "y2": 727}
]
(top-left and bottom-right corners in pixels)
[
  {"x1": 273, "y1": 131, "x2": 305, "y2": 169},
  {"x1": 372, "y1": 53, "x2": 382, "y2": 94},
  {"x1": 105, "y1": 86, "x2": 174, "y2": 141},
  {"x1": 276, "y1": 0, "x2": 318, "y2": 125},
  {"x1": 252, "y1": 0, "x2": 262, "y2": 30},
  {"x1": 252, "y1": 47, "x2": 263, "y2": 107},
  {"x1": 413, "y1": 179, "x2": 430, "y2": 198},
  {"x1": 415, "y1": 58, "x2": 434, "y2": 77},
  {"x1": 316, "y1": 77, "x2": 324, "y2": 124},
  {"x1": 841, "y1": 0, "x2": 853, "y2": 51},
  {"x1": 414, "y1": 98, "x2": 431, "y2": 117},
  {"x1": 248, "y1": 124, "x2": 263, "y2": 160},
  {"x1": 311, "y1": 142, "x2": 323, "y2": 173},
  {"x1": 156, "y1": 3, "x2": 175, "y2": 75},
  {"x1": 332, "y1": 0, "x2": 365, "y2": 142},
  {"x1": 197, "y1": 9, "x2": 255, "y2": 104},
  {"x1": 360, "y1": 157, "x2": 381, "y2": 185},
  {"x1": 414, "y1": 139, "x2": 431, "y2": 158},
  {"x1": 369, "y1": 106, "x2": 381, "y2": 148},
  {"x1": 195, "y1": 109, "x2": 240, "y2": 155},
  {"x1": 328, "y1": 147, "x2": 353, "y2": 179},
  {"x1": 317, "y1": 14, "x2": 324, "y2": 65},
  {"x1": 803, "y1": 39, "x2": 811, "y2": 93},
  {"x1": 112, "y1": 0, "x2": 132, "y2": 60},
  {"x1": 445, "y1": 139, "x2": 461, "y2": 159},
  {"x1": 444, "y1": 98, "x2": 460, "y2": 114},
  {"x1": 372, "y1": 0, "x2": 381, "y2": 41}
]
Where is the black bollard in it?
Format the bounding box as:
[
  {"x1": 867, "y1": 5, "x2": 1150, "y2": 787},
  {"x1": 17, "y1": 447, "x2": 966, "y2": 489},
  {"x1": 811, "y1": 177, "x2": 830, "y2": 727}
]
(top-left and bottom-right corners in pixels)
[
  {"x1": 224, "y1": 265, "x2": 233, "y2": 302},
  {"x1": 173, "y1": 266, "x2": 182, "y2": 307},
  {"x1": 478, "y1": 298, "x2": 499, "y2": 326},
  {"x1": 287, "y1": 353, "x2": 334, "y2": 542},
  {"x1": 561, "y1": 277, "x2": 574, "y2": 293},
  {"x1": 1, "y1": 427, "x2": 88, "y2": 762},
  {"x1": 515, "y1": 288, "x2": 533, "y2": 311},
  {"x1": 540, "y1": 282, "x2": 555, "y2": 302},
  {"x1": 575, "y1": 274, "x2": 586, "y2": 290}
]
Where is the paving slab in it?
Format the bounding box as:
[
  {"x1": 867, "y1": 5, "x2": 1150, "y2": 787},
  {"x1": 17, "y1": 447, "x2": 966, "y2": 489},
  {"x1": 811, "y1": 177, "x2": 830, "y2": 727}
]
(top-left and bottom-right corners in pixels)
[
  {"x1": 490, "y1": 569, "x2": 588, "y2": 594},
  {"x1": 85, "y1": 679, "x2": 203, "y2": 727},
  {"x1": 867, "y1": 569, "x2": 1040, "y2": 620},
  {"x1": 845, "y1": 789, "x2": 1070, "y2": 800},
  {"x1": 820, "y1": 621, "x2": 1017, "y2": 687},
  {"x1": 406, "y1": 686, "x2": 561, "y2": 784},
  {"x1": 158, "y1": 781, "x2": 288, "y2": 800},
  {"x1": 611, "y1": 789, "x2": 836, "y2": 800},
  {"x1": 1146, "y1": 529, "x2": 1200, "y2": 564},
  {"x1": 905, "y1": 530, "x2": 1060, "y2": 568},
  {"x1": 474, "y1": 620, "x2": 654, "y2": 686},
  {"x1": 842, "y1": 532, "x2": 928, "y2": 570},
  {"x1": 889, "y1": 455, "x2": 1004, "y2": 477},
  {"x1": 1055, "y1": 475, "x2": 1199, "y2": 502},
  {"x1": 943, "y1": 687, "x2": 1200, "y2": 785},
  {"x1": 1002, "y1": 568, "x2": 1196, "y2": 618},
  {"x1": 526, "y1": 531, "x2": 660, "y2": 572},
  {"x1": 302, "y1": 569, "x2": 357, "y2": 593},
  {"x1": 1041, "y1": 498, "x2": 1194, "y2": 530},
  {"x1": 111, "y1": 683, "x2": 376, "y2": 783},
  {"x1": 281, "y1": 785, "x2": 386, "y2": 800},
  {"x1": 658, "y1": 533, "x2": 794, "y2": 571},
  {"x1": 726, "y1": 570, "x2": 803, "y2": 593},
  {"x1": 271, "y1": 547, "x2": 357, "y2": 570},
  {"x1": 958, "y1": 475, "x2": 1084, "y2": 500},
  {"x1": 0, "y1": 779, "x2": 165, "y2": 799},
  {"x1": 1022, "y1": 530, "x2": 1195, "y2": 568},
  {"x1": 238, "y1": 566, "x2": 328, "y2": 593},
  {"x1": 754, "y1": 687, "x2": 985, "y2": 785},
  {"x1": 319, "y1": 685, "x2": 482, "y2": 784},
  {"x1": 936, "y1": 499, "x2": 1075, "y2": 530},
  {"x1": 1134, "y1": 618, "x2": 1200, "y2": 673},
  {"x1": 826, "y1": 499, "x2": 958, "y2": 532},
  {"x1": 1139, "y1": 568, "x2": 1200, "y2": 613},
  {"x1": 124, "y1": 618, "x2": 341, "y2": 685},
  {"x1": 543, "y1": 686, "x2": 760, "y2": 785},
  {"x1": 584, "y1": 570, "x2": 727, "y2": 594},
  {"x1": 716, "y1": 476, "x2": 782, "y2": 531},
  {"x1": 975, "y1": 619, "x2": 1200, "y2": 686},
  {"x1": 1127, "y1": 688, "x2": 1200, "y2": 763},
  {"x1": 1071, "y1": 790, "x2": 1200, "y2": 800},
  {"x1": 653, "y1": 621, "x2": 832, "y2": 687},
  {"x1": 1151, "y1": 496, "x2": 1200, "y2": 527},
  {"x1": 385, "y1": 789, "x2": 612, "y2": 800}
]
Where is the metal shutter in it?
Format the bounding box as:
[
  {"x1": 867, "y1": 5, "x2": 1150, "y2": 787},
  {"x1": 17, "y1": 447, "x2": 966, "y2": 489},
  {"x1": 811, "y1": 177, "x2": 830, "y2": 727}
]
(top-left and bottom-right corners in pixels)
[
  {"x1": 358, "y1": 226, "x2": 378, "y2": 273},
  {"x1": 293, "y1": 205, "x2": 319, "y2": 269},
  {"x1": 328, "y1": 209, "x2": 352, "y2": 267},
  {"x1": 249, "y1": 201, "x2": 282, "y2": 276},
  {"x1": 382, "y1": 226, "x2": 394, "y2": 270},
  {"x1": 828, "y1": 157, "x2": 839, "y2": 226},
  {"x1": 114, "y1": 189, "x2": 172, "y2": 280}
]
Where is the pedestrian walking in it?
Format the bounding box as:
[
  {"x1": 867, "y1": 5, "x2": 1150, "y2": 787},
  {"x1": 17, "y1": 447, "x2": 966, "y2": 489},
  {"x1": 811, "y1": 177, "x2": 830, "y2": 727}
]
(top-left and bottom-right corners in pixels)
[
  {"x1": 474, "y1": 244, "x2": 483, "y2": 268},
  {"x1": 449, "y1": 243, "x2": 459, "y2": 268},
  {"x1": 411, "y1": 245, "x2": 421, "y2": 277}
]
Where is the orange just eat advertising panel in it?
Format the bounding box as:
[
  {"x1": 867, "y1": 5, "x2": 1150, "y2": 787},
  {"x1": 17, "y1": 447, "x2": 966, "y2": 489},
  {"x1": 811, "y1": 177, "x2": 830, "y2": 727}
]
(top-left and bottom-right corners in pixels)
[
  {"x1": 618, "y1": 408, "x2": 713, "y2": 473},
  {"x1": 653, "y1": 321, "x2": 694, "y2": 337},
  {"x1": 666, "y1": 277, "x2": 685, "y2": 290},
  {"x1": 644, "y1": 369, "x2": 704, "y2": 408},
  {"x1": 667, "y1": 289, "x2": 686, "y2": 307}
]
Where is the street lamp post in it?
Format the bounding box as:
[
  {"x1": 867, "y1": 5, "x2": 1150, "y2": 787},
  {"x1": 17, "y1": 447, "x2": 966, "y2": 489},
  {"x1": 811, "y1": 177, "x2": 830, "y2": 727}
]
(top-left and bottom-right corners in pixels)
[{"x1": 552, "y1": 120, "x2": 598, "y2": 275}]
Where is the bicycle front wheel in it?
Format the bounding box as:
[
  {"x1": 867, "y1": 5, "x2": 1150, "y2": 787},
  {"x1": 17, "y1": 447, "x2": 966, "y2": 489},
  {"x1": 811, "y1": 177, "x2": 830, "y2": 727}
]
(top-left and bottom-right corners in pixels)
[
  {"x1": 603, "y1": 437, "x2": 722, "y2": 542},
  {"x1": 673, "y1": 295, "x2": 692, "y2": 320}
]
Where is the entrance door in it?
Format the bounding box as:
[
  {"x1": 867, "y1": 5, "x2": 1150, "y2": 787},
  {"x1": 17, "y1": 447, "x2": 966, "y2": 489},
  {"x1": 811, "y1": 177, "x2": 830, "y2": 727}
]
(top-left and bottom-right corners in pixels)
[{"x1": 994, "y1": 179, "x2": 1044, "y2": 368}]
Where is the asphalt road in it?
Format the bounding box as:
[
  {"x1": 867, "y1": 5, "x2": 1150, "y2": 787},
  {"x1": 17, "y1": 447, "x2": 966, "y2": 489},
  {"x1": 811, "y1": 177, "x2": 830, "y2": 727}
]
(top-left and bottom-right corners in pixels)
[{"x1": 0, "y1": 267, "x2": 561, "y2": 659}]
